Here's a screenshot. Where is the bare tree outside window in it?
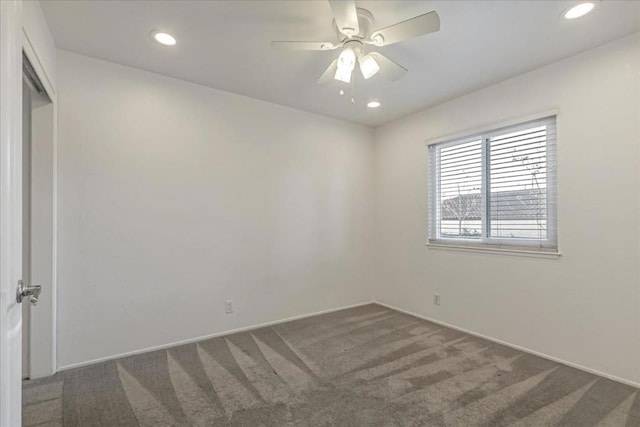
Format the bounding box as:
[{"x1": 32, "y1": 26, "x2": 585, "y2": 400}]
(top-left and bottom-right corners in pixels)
[
  {"x1": 441, "y1": 184, "x2": 481, "y2": 237},
  {"x1": 512, "y1": 144, "x2": 547, "y2": 235}
]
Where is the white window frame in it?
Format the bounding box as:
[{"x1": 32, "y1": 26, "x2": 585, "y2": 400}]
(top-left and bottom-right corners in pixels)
[{"x1": 427, "y1": 113, "x2": 559, "y2": 257}]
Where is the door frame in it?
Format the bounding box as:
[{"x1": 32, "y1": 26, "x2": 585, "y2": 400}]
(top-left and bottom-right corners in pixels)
[
  {"x1": 1, "y1": 0, "x2": 25, "y2": 425},
  {"x1": 22, "y1": 8, "x2": 58, "y2": 380},
  {"x1": 22, "y1": 77, "x2": 32, "y2": 380}
]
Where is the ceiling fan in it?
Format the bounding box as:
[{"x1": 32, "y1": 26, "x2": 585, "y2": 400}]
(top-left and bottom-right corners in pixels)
[{"x1": 271, "y1": 0, "x2": 440, "y2": 85}]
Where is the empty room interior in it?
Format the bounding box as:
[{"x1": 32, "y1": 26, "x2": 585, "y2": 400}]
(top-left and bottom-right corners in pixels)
[{"x1": 2, "y1": 0, "x2": 640, "y2": 425}]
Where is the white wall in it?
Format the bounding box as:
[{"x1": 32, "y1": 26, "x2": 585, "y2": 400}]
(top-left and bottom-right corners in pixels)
[
  {"x1": 373, "y1": 34, "x2": 640, "y2": 385},
  {"x1": 56, "y1": 50, "x2": 375, "y2": 368}
]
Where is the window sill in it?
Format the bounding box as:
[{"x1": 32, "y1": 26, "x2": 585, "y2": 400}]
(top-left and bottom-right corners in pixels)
[{"x1": 426, "y1": 243, "x2": 562, "y2": 259}]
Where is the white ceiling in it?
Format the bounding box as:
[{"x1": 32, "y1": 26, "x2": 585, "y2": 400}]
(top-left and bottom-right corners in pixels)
[{"x1": 41, "y1": 0, "x2": 639, "y2": 127}]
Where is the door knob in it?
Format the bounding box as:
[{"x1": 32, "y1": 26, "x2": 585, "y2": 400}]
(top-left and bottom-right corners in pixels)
[{"x1": 16, "y1": 280, "x2": 42, "y2": 306}]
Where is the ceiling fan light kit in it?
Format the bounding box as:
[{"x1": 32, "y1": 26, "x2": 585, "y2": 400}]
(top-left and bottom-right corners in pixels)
[
  {"x1": 335, "y1": 44, "x2": 357, "y2": 82},
  {"x1": 358, "y1": 54, "x2": 380, "y2": 80},
  {"x1": 271, "y1": 0, "x2": 440, "y2": 104},
  {"x1": 334, "y1": 64, "x2": 353, "y2": 83}
]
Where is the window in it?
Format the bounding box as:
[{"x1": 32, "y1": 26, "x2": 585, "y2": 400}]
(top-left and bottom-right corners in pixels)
[{"x1": 428, "y1": 116, "x2": 557, "y2": 252}]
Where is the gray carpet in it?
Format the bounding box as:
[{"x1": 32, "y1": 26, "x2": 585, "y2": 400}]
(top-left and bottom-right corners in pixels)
[{"x1": 23, "y1": 304, "x2": 640, "y2": 426}]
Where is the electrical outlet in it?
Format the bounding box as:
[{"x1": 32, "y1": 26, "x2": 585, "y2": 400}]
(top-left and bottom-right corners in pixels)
[
  {"x1": 225, "y1": 300, "x2": 233, "y2": 314},
  {"x1": 434, "y1": 294, "x2": 441, "y2": 306}
]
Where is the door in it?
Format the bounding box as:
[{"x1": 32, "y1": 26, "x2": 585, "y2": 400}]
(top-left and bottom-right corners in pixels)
[{"x1": 1, "y1": 0, "x2": 24, "y2": 425}]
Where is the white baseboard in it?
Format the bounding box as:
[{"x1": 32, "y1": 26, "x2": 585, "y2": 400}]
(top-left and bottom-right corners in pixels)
[
  {"x1": 373, "y1": 301, "x2": 640, "y2": 389},
  {"x1": 57, "y1": 301, "x2": 375, "y2": 372}
]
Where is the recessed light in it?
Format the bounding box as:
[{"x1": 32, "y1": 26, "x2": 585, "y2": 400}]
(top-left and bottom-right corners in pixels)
[
  {"x1": 152, "y1": 31, "x2": 177, "y2": 46},
  {"x1": 367, "y1": 101, "x2": 381, "y2": 108},
  {"x1": 563, "y1": 2, "x2": 595, "y2": 19}
]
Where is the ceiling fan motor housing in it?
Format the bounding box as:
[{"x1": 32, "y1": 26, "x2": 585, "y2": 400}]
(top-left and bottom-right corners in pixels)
[
  {"x1": 343, "y1": 39, "x2": 363, "y2": 56},
  {"x1": 333, "y1": 8, "x2": 374, "y2": 42}
]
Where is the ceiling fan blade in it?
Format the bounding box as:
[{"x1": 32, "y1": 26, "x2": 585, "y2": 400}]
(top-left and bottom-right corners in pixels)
[
  {"x1": 317, "y1": 59, "x2": 339, "y2": 84},
  {"x1": 328, "y1": 0, "x2": 360, "y2": 37},
  {"x1": 368, "y1": 52, "x2": 407, "y2": 81},
  {"x1": 369, "y1": 11, "x2": 440, "y2": 46},
  {"x1": 271, "y1": 41, "x2": 339, "y2": 51}
]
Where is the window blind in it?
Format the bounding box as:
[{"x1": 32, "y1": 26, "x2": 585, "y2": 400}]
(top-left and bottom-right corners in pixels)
[{"x1": 428, "y1": 116, "x2": 557, "y2": 251}]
